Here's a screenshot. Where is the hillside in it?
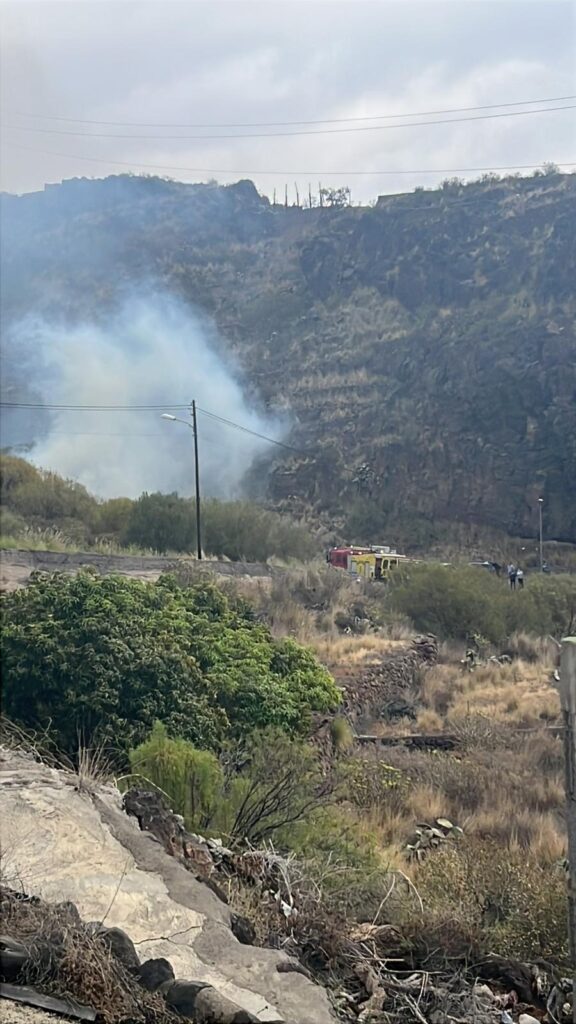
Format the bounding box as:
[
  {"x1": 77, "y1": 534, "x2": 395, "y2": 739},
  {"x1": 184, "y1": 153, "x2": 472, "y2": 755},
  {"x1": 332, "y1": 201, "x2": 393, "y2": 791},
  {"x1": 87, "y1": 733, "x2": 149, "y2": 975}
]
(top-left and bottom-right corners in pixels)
[{"x1": 2, "y1": 170, "x2": 575, "y2": 546}]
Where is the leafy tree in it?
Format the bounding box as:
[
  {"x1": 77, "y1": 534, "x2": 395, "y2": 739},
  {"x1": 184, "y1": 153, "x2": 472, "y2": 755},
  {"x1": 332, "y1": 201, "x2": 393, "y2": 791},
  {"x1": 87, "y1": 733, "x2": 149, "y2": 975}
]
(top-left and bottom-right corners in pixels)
[
  {"x1": 1, "y1": 570, "x2": 340, "y2": 756},
  {"x1": 97, "y1": 497, "x2": 134, "y2": 537},
  {"x1": 122, "y1": 491, "x2": 194, "y2": 553},
  {"x1": 319, "y1": 186, "x2": 350, "y2": 208}
]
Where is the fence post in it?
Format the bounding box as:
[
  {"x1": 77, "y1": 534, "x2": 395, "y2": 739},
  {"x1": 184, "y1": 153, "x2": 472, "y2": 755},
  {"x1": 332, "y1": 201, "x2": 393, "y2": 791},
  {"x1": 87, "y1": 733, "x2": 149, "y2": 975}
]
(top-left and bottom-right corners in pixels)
[{"x1": 560, "y1": 636, "x2": 576, "y2": 1014}]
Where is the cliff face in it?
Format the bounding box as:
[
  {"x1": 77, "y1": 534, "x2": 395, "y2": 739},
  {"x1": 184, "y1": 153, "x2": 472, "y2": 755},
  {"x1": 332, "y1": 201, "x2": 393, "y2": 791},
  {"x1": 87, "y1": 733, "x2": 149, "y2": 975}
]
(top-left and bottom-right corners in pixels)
[{"x1": 2, "y1": 171, "x2": 575, "y2": 543}]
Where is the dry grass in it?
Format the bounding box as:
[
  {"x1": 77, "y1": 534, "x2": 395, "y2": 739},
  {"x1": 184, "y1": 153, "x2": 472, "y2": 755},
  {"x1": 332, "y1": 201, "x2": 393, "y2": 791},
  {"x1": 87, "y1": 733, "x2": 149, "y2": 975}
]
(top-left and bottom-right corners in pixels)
[
  {"x1": 404, "y1": 783, "x2": 449, "y2": 822},
  {"x1": 421, "y1": 655, "x2": 560, "y2": 730},
  {"x1": 414, "y1": 708, "x2": 444, "y2": 733},
  {"x1": 0, "y1": 888, "x2": 174, "y2": 1024},
  {"x1": 312, "y1": 633, "x2": 405, "y2": 669}
]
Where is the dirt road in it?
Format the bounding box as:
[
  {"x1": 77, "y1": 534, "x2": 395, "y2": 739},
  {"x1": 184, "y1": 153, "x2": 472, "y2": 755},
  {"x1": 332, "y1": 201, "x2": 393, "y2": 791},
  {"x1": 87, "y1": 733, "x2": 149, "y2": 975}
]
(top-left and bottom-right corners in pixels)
[{"x1": 0, "y1": 548, "x2": 277, "y2": 591}]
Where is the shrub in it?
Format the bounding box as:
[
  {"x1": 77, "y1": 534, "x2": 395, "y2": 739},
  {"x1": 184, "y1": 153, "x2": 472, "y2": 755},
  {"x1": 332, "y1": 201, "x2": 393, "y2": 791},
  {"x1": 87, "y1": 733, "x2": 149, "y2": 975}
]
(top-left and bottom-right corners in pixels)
[
  {"x1": 223, "y1": 728, "x2": 332, "y2": 844},
  {"x1": 413, "y1": 840, "x2": 569, "y2": 966},
  {"x1": 129, "y1": 721, "x2": 223, "y2": 829},
  {"x1": 1, "y1": 570, "x2": 340, "y2": 756},
  {"x1": 330, "y1": 716, "x2": 355, "y2": 751},
  {"x1": 388, "y1": 564, "x2": 507, "y2": 641},
  {"x1": 388, "y1": 563, "x2": 576, "y2": 641}
]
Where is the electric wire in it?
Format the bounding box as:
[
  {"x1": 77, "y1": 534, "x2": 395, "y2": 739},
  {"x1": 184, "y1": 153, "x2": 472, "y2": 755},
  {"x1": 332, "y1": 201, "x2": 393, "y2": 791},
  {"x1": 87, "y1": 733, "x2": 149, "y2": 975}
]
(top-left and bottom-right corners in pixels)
[
  {"x1": 7, "y1": 93, "x2": 575, "y2": 128},
  {"x1": 4, "y1": 141, "x2": 575, "y2": 178},
  {"x1": 0, "y1": 401, "x2": 311, "y2": 455},
  {"x1": 3, "y1": 103, "x2": 575, "y2": 139}
]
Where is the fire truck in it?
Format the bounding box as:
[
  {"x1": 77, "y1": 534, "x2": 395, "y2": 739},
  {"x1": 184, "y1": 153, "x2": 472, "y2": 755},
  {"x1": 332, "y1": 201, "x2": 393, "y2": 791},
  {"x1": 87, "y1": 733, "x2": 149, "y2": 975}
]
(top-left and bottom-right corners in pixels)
[{"x1": 327, "y1": 544, "x2": 408, "y2": 580}]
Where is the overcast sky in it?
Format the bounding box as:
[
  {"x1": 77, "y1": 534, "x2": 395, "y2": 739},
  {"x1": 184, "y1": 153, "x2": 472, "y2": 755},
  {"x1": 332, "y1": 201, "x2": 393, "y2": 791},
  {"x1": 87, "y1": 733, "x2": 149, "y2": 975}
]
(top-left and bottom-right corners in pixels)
[{"x1": 1, "y1": 0, "x2": 575, "y2": 202}]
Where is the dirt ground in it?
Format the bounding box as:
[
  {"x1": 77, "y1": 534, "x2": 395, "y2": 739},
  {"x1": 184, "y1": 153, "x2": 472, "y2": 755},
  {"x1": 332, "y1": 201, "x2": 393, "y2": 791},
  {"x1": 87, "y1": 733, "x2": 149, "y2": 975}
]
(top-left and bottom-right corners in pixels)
[{"x1": 0, "y1": 548, "x2": 276, "y2": 592}]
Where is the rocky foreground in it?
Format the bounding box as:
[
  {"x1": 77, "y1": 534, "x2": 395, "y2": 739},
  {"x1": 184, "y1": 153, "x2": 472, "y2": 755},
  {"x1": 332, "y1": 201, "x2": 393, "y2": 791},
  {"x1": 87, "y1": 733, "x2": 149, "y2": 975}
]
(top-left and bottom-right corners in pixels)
[
  {"x1": 0, "y1": 746, "x2": 331, "y2": 1023},
  {"x1": 0, "y1": 744, "x2": 572, "y2": 1024}
]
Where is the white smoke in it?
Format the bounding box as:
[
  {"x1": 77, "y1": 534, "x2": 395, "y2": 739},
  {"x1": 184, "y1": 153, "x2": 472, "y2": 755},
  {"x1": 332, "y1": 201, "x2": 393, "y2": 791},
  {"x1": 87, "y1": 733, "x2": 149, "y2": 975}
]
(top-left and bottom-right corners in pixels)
[{"x1": 9, "y1": 294, "x2": 285, "y2": 499}]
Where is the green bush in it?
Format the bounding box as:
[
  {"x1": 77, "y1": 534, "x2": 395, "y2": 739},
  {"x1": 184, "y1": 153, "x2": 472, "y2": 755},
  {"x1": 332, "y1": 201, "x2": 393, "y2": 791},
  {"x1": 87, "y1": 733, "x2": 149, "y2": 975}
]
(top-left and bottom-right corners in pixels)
[
  {"x1": 1, "y1": 570, "x2": 340, "y2": 757},
  {"x1": 129, "y1": 724, "x2": 333, "y2": 845},
  {"x1": 388, "y1": 563, "x2": 576, "y2": 641},
  {"x1": 0, "y1": 455, "x2": 317, "y2": 563},
  {"x1": 388, "y1": 564, "x2": 507, "y2": 642},
  {"x1": 129, "y1": 721, "x2": 223, "y2": 829},
  {"x1": 122, "y1": 491, "x2": 194, "y2": 553}
]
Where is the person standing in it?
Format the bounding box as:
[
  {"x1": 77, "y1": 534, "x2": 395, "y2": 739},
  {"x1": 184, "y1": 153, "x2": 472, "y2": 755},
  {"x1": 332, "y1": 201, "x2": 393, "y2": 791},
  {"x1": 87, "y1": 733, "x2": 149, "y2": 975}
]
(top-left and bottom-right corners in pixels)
[
  {"x1": 507, "y1": 563, "x2": 517, "y2": 590},
  {"x1": 516, "y1": 567, "x2": 524, "y2": 589}
]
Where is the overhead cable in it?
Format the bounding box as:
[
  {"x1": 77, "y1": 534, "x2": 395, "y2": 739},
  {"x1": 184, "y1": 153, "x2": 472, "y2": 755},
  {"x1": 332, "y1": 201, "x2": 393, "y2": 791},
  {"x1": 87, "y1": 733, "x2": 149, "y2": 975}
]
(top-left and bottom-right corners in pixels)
[
  {"x1": 0, "y1": 401, "x2": 310, "y2": 454},
  {"x1": 5, "y1": 141, "x2": 575, "y2": 177},
  {"x1": 3, "y1": 103, "x2": 575, "y2": 140},
  {"x1": 6, "y1": 93, "x2": 575, "y2": 128}
]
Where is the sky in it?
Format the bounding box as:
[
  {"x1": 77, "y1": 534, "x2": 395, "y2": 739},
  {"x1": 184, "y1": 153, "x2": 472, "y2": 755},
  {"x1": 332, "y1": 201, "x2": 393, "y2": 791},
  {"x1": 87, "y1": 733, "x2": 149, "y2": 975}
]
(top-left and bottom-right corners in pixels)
[{"x1": 1, "y1": 0, "x2": 575, "y2": 203}]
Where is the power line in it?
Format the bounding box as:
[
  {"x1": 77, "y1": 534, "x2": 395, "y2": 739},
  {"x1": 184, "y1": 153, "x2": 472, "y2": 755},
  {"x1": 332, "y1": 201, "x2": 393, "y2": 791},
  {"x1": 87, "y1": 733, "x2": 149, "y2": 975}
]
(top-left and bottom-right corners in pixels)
[
  {"x1": 7, "y1": 94, "x2": 575, "y2": 128},
  {"x1": 3, "y1": 103, "x2": 575, "y2": 140},
  {"x1": 197, "y1": 406, "x2": 310, "y2": 454},
  {"x1": 0, "y1": 401, "x2": 191, "y2": 411},
  {"x1": 0, "y1": 401, "x2": 310, "y2": 454},
  {"x1": 5, "y1": 141, "x2": 575, "y2": 178}
]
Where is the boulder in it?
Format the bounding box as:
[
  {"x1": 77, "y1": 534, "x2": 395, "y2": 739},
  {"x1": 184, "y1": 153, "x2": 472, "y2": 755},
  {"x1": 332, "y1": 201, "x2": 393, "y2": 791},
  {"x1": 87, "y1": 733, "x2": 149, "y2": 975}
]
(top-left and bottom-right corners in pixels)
[
  {"x1": 160, "y1": 980, "x2": 212, "y2": 1016},
  {"x1": 193, "y1": 985, "x2": 263, "y2": 1023},
  {"x1": 93, "y1": 926, "x2": 140, "y2": 974},
  {"x1": 161, "y1": 980, "x2": 265, "y2": 1022},
  {"x1": 138, "y1": 957, "x2": 175, "y2": 991},
  {"x1": 230, "y1": 913, "x2": 256, "y2": 946}
]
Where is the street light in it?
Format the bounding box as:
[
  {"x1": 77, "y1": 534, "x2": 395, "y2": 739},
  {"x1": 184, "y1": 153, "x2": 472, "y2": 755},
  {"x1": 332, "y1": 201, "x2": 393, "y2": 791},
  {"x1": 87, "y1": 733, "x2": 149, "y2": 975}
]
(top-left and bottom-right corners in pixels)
[
  {"x1": 161, "y1": 402, "x2": 202, "y2": 560},
  {"x1": 538, "y1": 497, "x2": 544, "y2": 572}
]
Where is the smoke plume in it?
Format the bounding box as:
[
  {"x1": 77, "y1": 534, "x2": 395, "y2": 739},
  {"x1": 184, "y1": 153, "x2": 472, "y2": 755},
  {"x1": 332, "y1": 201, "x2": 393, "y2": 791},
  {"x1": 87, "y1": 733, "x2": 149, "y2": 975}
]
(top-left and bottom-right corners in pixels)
[{"x1": 4, "y1": 294, "x2": 286, "y2": 499}]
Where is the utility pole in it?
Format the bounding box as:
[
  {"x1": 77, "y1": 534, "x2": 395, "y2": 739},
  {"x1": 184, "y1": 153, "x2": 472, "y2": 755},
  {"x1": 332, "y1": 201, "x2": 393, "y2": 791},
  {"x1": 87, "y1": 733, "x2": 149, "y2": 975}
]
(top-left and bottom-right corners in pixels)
[
  {"x1": 160, "y1": 407, "x2": 202, "y2": 559},
  {"x1": 538, "y1": 496, "x2": 544, "y2": 571},
  {"x1": 560, "y1": 637, "x2": 576, "y2": 1008},
  {"x1": 191, "y1": 400, "x2": 202, "y2": 560}
]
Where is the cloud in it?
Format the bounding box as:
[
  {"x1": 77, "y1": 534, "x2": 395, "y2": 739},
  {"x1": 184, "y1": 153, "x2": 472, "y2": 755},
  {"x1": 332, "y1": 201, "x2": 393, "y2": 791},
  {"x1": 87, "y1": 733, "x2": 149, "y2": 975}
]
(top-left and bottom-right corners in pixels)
[{"x1": 1, "y1": 1, "x2": 574, "y2": 201}]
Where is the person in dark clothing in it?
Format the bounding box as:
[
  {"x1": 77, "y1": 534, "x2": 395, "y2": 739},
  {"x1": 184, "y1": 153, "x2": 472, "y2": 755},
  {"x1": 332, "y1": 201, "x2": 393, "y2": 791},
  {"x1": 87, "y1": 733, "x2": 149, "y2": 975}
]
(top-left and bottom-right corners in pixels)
[{"x1": 507, "y1": 564, "x2": 517, "y2": 590}]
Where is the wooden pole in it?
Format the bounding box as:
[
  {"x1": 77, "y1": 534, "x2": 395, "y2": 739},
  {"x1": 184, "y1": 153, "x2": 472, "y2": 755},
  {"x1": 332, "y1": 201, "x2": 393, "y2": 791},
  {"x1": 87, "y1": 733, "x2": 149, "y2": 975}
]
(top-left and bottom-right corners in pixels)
[
  {"x1": 560, "y1": 636, "x2": 576, "y2": 1012},
  {"x1": 191, "y1": 400, "x2": 202, "y2": 560}
]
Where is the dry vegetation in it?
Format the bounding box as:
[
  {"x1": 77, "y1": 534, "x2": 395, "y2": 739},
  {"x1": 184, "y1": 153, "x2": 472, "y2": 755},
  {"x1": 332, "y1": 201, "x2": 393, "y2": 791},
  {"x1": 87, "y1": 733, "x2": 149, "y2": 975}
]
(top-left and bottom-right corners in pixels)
[
  {"x1": 0, "y1": 890, "x2": 175, "y2": 1024},
  {"x1": 228, "y1": 565, "x2": 569, "y2": 963}
]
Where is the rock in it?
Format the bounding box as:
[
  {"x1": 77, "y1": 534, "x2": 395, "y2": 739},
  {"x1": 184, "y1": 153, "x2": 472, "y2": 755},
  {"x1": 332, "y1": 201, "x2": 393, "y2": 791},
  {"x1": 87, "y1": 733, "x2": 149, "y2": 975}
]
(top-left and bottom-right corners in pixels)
[
  {"x1": 94, "y1": 926, "x2": 140, "y2": 974},
  {"x1": 230, "y1": 913, "x2": 256, "y2": 946},
  {"x1": 193, "y1": 985, "x2": 262, "y2": 1023},
  {"x1": 138, "y1": 957, "x2": 175, "y2": 991},
  {"x1": 123, "y1": 788, "x2": 214, "y2": 878},
  {"x1": 276, "y1": 961, "x2": 313, "y2": 982},
  {"x1": 161, "y1": 980, "x2": 212, "y2": 1016},
  {"x1": 476, "y1": 956, "x2": 538, "y2": 1006},
  {"x1": 518, "y1": 1015, "x2": 540, "y2": 1024},
  {"x1": 162, "y1": 980, "x2": 263, "y2": 1022}
]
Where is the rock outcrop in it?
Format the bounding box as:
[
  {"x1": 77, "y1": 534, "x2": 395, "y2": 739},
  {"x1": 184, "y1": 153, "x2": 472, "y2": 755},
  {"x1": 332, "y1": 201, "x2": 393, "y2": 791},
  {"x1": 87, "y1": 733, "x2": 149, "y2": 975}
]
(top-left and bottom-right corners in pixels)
[{"x1": 0, "y1": 747, "x2": 334, "y2": 1024}]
